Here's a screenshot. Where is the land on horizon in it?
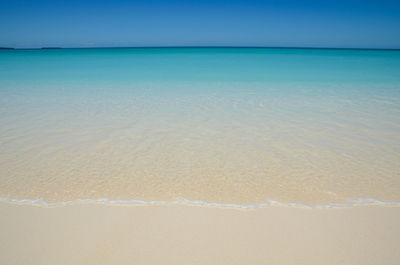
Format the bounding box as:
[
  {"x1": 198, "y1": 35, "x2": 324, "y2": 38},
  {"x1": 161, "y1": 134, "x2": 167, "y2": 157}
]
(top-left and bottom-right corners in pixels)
[{"x1": 1, "y1": 45, "x2": 399, "y2": 51}]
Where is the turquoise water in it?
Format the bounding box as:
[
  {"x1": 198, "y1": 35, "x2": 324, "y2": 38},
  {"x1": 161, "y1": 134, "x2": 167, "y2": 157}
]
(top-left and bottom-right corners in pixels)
[
  {"x1": 1, "y1": 48, "x2": 400, "y2": 90},
  {"x1": 0, "y1": 48, "x2": 400, "y2": 205}
]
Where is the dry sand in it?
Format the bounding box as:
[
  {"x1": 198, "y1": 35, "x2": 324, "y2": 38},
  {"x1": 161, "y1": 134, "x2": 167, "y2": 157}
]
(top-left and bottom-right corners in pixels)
[{"x1": 0, "y1": 202, "x2": 399, "y2": 265}]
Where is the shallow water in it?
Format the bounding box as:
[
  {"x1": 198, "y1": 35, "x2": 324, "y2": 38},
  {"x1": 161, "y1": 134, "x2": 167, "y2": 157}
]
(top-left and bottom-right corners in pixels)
[{"x1": 0, "y1": 48, "x2": 399, "y2": 205}]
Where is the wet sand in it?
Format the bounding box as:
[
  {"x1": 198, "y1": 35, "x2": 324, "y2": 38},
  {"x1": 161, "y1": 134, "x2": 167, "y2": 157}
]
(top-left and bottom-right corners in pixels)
[{"x1": 1, "y1": 202, "x2": 399, "y2": 265}]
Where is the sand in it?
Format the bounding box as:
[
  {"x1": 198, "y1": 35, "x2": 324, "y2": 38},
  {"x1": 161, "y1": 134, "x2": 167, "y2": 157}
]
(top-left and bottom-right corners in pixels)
[{"x1": 0, "y1": 202, "x2": 399, "y2": 265}]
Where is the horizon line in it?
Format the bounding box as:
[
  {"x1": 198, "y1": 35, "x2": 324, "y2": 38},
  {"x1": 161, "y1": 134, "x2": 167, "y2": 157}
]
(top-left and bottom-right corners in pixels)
[{"x1": 1, "y1": 45, "x2": 400, "y2": 51}]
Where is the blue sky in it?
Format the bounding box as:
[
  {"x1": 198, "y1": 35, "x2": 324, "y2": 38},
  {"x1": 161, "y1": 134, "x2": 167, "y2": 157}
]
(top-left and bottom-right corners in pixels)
[{"x1": 0, "y1": 0, "x2": 399, "y2": 48}]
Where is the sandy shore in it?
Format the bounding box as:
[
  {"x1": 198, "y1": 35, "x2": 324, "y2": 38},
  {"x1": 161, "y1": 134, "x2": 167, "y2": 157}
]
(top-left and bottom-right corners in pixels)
[{"x1": 0, "y1": 202, "x2": 399, "y2": 265}]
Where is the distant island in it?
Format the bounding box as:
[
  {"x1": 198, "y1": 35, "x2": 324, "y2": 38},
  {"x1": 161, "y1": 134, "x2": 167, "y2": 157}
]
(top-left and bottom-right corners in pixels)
[
  {"x1": 41, "y1": 47, "x2": 62, "y2": 49},
  {"x1": 0, "y1": 47, "x2": 14, "y2": 50}
]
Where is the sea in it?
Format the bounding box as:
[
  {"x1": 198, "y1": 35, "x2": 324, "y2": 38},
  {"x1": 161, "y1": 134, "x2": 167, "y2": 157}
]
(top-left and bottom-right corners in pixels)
[{"x1": 0, "y1": 47, "x2": 399, "y2": 207}]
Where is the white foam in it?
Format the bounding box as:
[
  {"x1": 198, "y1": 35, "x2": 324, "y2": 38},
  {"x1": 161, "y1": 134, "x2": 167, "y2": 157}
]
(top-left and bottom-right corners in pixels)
[{"x1": 0, "y1": 195, "x2": 399, "y2": 209}]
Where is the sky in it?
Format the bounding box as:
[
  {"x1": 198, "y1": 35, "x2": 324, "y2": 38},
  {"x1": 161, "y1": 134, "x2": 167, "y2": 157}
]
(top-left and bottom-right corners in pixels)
[{"x1": 0, "y1": 0, "x2": 399, "y2": 49}]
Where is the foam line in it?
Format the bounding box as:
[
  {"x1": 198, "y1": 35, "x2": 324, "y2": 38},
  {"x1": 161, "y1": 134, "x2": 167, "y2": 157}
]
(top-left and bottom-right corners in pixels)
[{"x1": 0, "y1": 195, "x2": 399, "y2": 209}]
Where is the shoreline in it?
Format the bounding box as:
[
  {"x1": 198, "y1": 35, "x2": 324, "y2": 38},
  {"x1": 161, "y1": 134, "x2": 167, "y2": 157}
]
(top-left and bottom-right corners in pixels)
[{"x1": 1, "y1": 195, "x2": 400, "y2": 209}]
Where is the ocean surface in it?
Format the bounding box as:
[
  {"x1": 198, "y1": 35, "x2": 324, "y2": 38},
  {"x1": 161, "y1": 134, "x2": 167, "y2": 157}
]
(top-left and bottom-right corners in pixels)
[{"x1": 0, "y1": 47, "x2": 400, "y2": 206}]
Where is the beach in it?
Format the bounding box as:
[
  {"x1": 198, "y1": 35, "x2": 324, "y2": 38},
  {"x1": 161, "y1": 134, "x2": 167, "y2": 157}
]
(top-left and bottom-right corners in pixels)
[
  {"x1": 1, "y1": 48, "x2": 399, "y2": 264},
  {"x1": 1, "y1": 0, "x2": 400, "y2": 262},
  {"x1": 1, "y1": 202, "x2": 400, "y2": 265}
]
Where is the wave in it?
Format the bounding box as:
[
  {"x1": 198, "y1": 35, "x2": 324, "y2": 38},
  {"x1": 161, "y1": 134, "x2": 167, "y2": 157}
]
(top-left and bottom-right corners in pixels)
[{"x1": 0, "y1": 195, "x2": 399, "y2": 209}]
